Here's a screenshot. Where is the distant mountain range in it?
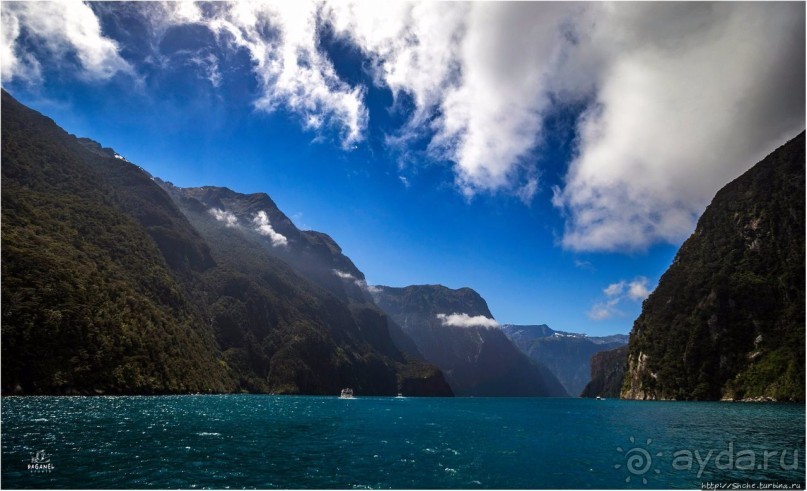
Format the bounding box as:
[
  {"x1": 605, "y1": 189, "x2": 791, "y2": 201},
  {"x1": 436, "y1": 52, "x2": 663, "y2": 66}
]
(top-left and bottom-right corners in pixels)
[
  {"x1": 371, "y1": 286, "x2": 568, "y2": 397},
  {"x1": 501, "y1": 325, "x2": 628, "y2": 396},
  {"x1": 621, "y1": 131, "x2": 805, "y2": 401}
]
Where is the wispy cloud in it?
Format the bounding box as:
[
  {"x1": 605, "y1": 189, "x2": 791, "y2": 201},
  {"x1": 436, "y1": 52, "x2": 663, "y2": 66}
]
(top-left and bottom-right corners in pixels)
[
  {"x1": 436, "y1": 312, "x2": 499, "y2": 329},
  {"x1": 253, "y1": 210, "x2": 288, "y2": 247},
  {"x1": 209, "y1": 208, "x2": 238, "y2": 228},
  {"x1": 589, "y1": 276, "x2": 653, "y2": 320},
  {"x1": 588, "y1": 298, "x2": 622, "y2": 321},
  {"x1": 332, "y1": 269, "x2": 356, "y2": 281},
  {"x1": 1, "y1": 2, "x2": 133, "y2": 83},
  {"x1": 189, "y1": 53, "x2": 221, "y2": 88},
  {"x1": 168, "y1": 2, "x2": 367, "y2": 149},
  {"x1": 332, "y1": 269, "x2": 369, "y2": 290}
]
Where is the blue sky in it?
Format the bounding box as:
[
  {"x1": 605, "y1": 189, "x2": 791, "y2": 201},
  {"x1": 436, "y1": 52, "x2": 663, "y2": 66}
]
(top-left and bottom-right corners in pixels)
[{"x1": 2, "y1": 2, "x2": 803, "y2": 335}]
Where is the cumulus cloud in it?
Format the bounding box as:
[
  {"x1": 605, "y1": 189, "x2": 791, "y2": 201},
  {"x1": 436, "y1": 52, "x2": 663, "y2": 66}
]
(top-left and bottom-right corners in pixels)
[
  {"x1": 327, "y1": 2, "x2": 572, "y2": 196},
  {"x1": 436, "y1": 312, "x2": 499, "y2": 329},
  {"x1": 1, "y1": 2, "x2": 133, "y2": 82},
  {"x1": 553, "y1": 2, "x2": 805, "y2": 251},
  {"x1": 627, "y1": 277, "x2": 651, "y2": 301},
  {"x1": 253, "y1": 210, "x2": 288, "y2": 247},
  {"x1": 589, "y1": 276, "x2": 653, "y2": 320},
  {"x1": 209, "y1": 208, "x2": 238, "y2": 227}
]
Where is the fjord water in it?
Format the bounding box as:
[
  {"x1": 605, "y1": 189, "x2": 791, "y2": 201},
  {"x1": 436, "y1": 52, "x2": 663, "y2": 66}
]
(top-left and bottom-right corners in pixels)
[{"x1": 2, "y1": 396, "x2": 803, "y2": 489}]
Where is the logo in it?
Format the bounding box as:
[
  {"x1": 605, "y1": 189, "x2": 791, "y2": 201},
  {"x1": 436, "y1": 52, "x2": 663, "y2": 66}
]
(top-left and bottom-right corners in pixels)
[
  {"x1": 28, "y1": 450, "x2": 54, "y2": 473},
  {"x1": 614, "y1": 436, "x2": 662, "y2": 485}
]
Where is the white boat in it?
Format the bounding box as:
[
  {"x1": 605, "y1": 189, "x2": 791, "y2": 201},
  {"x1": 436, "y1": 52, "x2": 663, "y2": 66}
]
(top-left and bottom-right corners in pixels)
[
  {"x1": 339, "y1": 388, "x2": 354, "y2": 399},
  {"x1": 395, "y1": 393, "x2": 405, "y2": 399}
]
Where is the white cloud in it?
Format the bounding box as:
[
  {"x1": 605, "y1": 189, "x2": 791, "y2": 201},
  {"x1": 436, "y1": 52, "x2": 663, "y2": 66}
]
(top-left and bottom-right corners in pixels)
[
  {"x1": 332, "y1": 269, "x2": 370, "y2": 290},
  {"x1": 327, "y1": 2, "x2": 573, "y2": 196},
  {"x1": 328, "y1": 2, "x2": 803, "y2": 250},
  {"x1": 603, "y1": 281, "x2": 625, "y2": 297},
  {"x1": 627, "y1": 277, "x2": 651, "y2": 302},
  {"x1": 1, "y1": 2, "x2": 133, "y2": 83},
  {"x1": 332, "y1": 269, "x2": 356, "y2": 280},
  {"x1": 553, "y1": 2, "x2": 805, "y2": 251},
  {"x1": 189, "y1": 53, "x2": 222, "y2": 88},
  {"x1": 589, "y1": 276, "x2": 653, "y2": 320},
  {"x1": 253, "y1": 210, "x2": 288, "y2": 247},
  {"x1": 209, "y1": 208, "x2": 238, "y2": 228},
  {"x1": 436, "y1": 312, "x2": 499, "y2": 329},
  {"x1": 588, "y1": 298, "x2": 621, "y2": 321},
  {"x1": 198, "y1": 2, "x2": 367, "y2": 148}
]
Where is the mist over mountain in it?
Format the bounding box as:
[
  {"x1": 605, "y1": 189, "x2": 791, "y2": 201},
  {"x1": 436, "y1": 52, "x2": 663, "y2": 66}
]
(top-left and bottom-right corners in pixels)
[
  {"x1": 502, "y1": 324, "x2": 628, "y2": 396},
  {"x1": 1, "y1": 89, "x2": 451, "y2": 397},
  {"x1": 622, "y1": 131, "x2": 805, "y2": 401},
  {"x1": 371, "y1": 285, "x2": 568, "y2": 397}
]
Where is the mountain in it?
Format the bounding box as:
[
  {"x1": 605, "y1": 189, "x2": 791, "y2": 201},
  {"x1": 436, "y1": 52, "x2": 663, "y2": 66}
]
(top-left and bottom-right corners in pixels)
[
  {"x1": 2, "y1": 90, "x2": 231, "y2": 394},
  {"x1": 502, "y1": 324, "x2": 628, "y2": 396},
  {"x1": 156, "y1": 182, "x2": 450, "y2": 396},
  {"x1": 580, "y1": 346, "x2": 629, "y2": 398},
  {"x1": 371, "y1": 285, "x2": 569, "y2": 397},
  {"x1": 622, "y1": 131, "x2": 805, "y2": 401},
  {"x1": 1, "y1": 89, "x2": 451, "y2": 396}
]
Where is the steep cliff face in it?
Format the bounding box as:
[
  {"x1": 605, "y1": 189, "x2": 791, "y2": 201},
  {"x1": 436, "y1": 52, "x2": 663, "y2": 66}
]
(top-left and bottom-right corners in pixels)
[
  {"x1": 372, "y1": 285, "x2": 568, "y2": 396},
  {"x1": 622, "y1": 132, "x2": 805, "y2": 401},
  {"x1": 581, "y1": 346, "x2": 629, "y2": 398}
]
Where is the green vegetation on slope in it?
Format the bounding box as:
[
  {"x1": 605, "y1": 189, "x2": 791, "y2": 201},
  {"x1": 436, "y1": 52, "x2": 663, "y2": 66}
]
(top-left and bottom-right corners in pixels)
[
  {"x1": 622, "y1": 132, "x2": 805, "y2": 401},
  {"x1": 1, "y1": 90, "x2": 233, "y2": 394}
]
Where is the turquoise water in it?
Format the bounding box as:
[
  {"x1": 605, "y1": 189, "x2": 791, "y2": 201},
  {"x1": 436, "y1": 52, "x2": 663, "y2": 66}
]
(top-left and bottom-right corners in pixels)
[{"x1": 1, "y1": 396, "x2": 804, "y2": 489}]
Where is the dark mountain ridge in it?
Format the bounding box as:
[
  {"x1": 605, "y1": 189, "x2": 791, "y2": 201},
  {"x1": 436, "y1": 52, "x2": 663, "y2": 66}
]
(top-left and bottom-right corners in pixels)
[{"x1": 622, "y1": 131, "x2": 805, "y2": 401}]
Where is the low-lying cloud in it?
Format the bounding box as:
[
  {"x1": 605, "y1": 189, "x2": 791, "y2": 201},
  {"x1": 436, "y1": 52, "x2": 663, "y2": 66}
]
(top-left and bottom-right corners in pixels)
[
  {"x1": 253, "y1": 210, "x2": 288, "y2": 247},
  {"x1": 436, "y1": 312, "x2": 499, "y2": 329},
  {"x1": 209, "y1": 208, "x2": 238, "y2": 228},
  {"x1": 332, "y1": 269, "x2": 370, "y2": 290}
]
